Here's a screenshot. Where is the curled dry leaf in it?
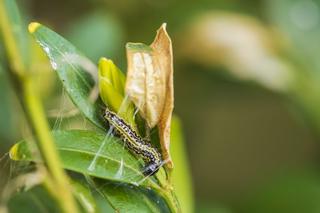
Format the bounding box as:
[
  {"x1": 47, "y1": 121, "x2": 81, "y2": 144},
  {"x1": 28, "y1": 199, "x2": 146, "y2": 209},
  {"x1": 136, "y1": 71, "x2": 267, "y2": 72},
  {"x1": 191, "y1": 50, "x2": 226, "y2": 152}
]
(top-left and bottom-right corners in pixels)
[
  {"x1": 125, "y1": 24, "x2": 174, "y2": 168},
  {"x1": 125, "y1": 43, "x2": 165, "y2": 128}
]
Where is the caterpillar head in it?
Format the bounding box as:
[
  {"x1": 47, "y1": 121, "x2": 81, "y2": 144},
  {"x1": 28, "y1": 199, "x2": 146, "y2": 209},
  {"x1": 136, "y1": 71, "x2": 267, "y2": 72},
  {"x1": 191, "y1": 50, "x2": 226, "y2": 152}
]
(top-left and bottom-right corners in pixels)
[{"x1": 143, "y1": 162, "x2": 160, "y2": 176}]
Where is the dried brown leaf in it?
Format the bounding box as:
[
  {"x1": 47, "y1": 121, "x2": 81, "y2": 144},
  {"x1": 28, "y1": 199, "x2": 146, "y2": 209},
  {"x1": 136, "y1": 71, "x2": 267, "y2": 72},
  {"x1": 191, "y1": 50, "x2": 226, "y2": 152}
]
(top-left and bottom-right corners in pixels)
[
  {"x1": 125, "y1": 23, "x2": 174, "y2": 168},
  {"x1": 151, "y1": 24, "x2": 174, "y2": 168},
  {"x1": 125, "y1": 43, "x2": 166, "y2": 128}
]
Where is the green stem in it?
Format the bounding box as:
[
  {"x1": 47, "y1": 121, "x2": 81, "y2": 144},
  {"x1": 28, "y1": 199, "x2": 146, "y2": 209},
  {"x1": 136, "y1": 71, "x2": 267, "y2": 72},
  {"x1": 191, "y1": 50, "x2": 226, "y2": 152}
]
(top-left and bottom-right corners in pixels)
[
  {"x1": 23, "y1": 77, "x2": 78, "y2": 213},
  {"x1": 0, "y1": 1, "x2": 78, "y2": 212},
  {"x1": 149, "y1": 181, "x2": 180, "y2": 213}
]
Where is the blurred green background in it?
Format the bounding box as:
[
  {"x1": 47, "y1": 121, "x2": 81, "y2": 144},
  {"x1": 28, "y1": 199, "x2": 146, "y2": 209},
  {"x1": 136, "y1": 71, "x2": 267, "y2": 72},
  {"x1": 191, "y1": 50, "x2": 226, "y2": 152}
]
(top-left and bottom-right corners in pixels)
[{"x1": 3, "y1": 0, "x2": 320, "y2": 212}]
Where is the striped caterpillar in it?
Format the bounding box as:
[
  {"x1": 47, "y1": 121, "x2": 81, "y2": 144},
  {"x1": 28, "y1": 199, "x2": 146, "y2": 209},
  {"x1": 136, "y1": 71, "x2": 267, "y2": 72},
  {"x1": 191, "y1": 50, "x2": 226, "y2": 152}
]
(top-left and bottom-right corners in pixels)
[{"x1": 103, "y1": 108, "x2": 162, "y2": 176}]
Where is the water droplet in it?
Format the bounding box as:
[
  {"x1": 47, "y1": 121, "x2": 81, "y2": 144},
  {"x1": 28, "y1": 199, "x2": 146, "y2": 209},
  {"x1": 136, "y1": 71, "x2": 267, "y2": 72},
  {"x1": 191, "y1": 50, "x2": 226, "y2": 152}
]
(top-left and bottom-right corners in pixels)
[
  {"x1": 51, "y1": 61, "x2": 57, "y2": 70},
  {"x1": 44, "y1": 46, "x2": 50, "y2": 54}
]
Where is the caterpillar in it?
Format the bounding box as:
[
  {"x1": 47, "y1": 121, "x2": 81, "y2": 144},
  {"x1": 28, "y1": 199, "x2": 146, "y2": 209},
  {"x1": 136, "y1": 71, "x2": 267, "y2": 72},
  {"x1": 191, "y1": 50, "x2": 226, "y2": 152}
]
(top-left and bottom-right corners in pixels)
[{"x1": 103, "y1": 108, "x2": 162, "y2": 176}]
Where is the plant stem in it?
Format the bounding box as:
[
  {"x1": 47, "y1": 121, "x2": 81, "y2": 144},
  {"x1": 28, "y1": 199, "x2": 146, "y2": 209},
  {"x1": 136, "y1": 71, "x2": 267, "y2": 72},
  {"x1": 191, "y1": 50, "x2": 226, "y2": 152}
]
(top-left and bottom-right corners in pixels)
[
  {"x1": 0, "y1": 1, "x2": 78, "y2": 212},
  {"x1": 23, "y1": 77, "x2": 78, "y2": 213},
  {"x1": 149, "y1": 181, "x2": 180, "y2": 213}
]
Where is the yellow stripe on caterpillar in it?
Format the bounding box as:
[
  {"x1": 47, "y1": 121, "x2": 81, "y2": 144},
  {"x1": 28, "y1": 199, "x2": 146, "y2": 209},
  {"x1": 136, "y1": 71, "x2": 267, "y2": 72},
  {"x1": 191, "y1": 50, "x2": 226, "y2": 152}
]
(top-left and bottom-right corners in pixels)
[{"x1": 103, "y1": 108, "x2": 162, "y2": 176}]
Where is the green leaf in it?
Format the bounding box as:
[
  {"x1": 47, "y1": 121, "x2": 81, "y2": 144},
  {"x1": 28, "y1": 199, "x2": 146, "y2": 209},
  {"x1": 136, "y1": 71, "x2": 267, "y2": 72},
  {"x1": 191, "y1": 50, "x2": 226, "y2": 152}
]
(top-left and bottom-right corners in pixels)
[
  {"x1": 28, "y1": 22, "x2": 105, "y2": 130},
  {"x1": 94, "y1": 179, "x2": 170, "y2": 213},
  {"x1": 10, "y1": 130, "x2": 154, "y2": 187},
  {"x1": 170, "y1": 116, "x2": 194, "y2": 213},
  {"x1": 95, "y1": 195, "x2": 115, "y2": 213},
  {"x1": 70, "y1": 179, "x2": 98, "y2": 213},
  {"x1": 98, "y1": 57, "x2": 135, "y2": 126},
  {"x1": 99, "y1": 58, "x2": 125, "y2": 96},
  {"x1": 8, "y1": 185, "x2": 61, "y2": 213}
]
